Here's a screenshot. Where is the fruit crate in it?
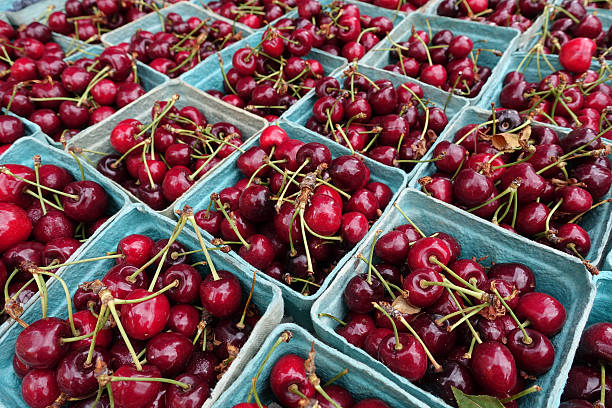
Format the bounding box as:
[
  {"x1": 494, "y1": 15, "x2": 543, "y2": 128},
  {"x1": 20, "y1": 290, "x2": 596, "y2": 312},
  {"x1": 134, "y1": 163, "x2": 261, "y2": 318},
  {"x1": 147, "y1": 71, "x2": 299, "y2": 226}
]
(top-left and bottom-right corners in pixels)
[
  {"x1": 604, "y1": 245, "x2": 612, "y2": 271},
  {"x1": 0, "y1": 137, "x2": 130, "y2": 334},
  {"x1": 173, "y1": 119, "x2": 408, "y2": 330},
  {"x1": 0, "y1": 203, "x2": 284, "y2": 408},
  {"x1": 65, "y1": 79, "x2": 268, "y2": 217},
  {"x1": 213, "y1": 323, "x2": 430, "y2": 407},
  {"x1": 407, "y1": 105, "x2": 612, "y2": 267},
  {"x1": 359, "y1": 12, "x2": 521, "y2": 104},
  {"x1": 422, "y1": 0, "x2": 555, "y2": 49},
  {"x1": 476, "y1": 52, "x2": 602, "y2": 117},
  {"x1": 311, "y1": 187, "x2": 596, "y2": 408},
  {"x1": 5, "y1": 0, "x2": 64, "y2": 26},
  {"x1": 283, "y1": 63, "x2": 469, "y2": 179},
  {"x1": 100, "y1": 1, "x2": 255, "y2": 80},
  {"x1": 181, "y1": 32, "x2": 347, "y2": 118}
]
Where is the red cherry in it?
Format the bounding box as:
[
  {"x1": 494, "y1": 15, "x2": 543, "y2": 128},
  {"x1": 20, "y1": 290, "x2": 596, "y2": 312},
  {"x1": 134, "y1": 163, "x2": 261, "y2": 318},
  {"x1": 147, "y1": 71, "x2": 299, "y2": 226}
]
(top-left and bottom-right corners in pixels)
[
  {"x1": 21, "y1": 369, "x2": 61, "y2": 408},
  {"x1": 71, "y1": 310, "x2": 112, "y2": 350},
  {"x1": 408, "y1": 237, "x2": 451, "y2": 272},
  {"x1": 470, "y1": 341, "x2": 517, "y2": 394},
  {"x1": 516, "y1": 292, "x2": 566, "y2": 337},
  {"x1": 0, "y1": 203, "x2": 32, "y2": 252},
  {"x1": 117, "y1": 234, "x2": 155, "y2": 267},
  {"x1": 270, "y1": 354, "x2": 315, "y2": 408},
  {"x1": 199, "y1": 270, "x2": 242, "y2": 318},
  {"x1": 559, "y1": 37, "x2": 597, "y2": 73},
  {"x1": 120, "y1": 289, "x2": 170, "y2": 340},
  {"x1": 165, "y1": 373, "x2": 210, "y2": 408},
  {"x1": 378, "y1": 333, "x2": 427, "y2": 381},
  {"x1": 146, "y1": 331, "x2": 194, "y2": 377},
  {"x1": 16, "y1": 317, "x2": 71, "y2": 369},
  {"x1": 111, "y1": 365, "x2": 162, "y2": 408}
]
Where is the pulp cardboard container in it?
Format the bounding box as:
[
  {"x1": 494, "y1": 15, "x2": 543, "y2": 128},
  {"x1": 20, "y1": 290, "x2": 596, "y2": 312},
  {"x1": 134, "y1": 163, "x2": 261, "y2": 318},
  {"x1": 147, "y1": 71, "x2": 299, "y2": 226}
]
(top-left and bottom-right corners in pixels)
[
  {"x1": 101, "y1": 2, "x2": 254, "y2": 80},
  {"x1": 284, "y1": 63, "x2": 469, "y2": 180},
  {"x1": 360, "y1": 12, "x2": 520, "y2": 104},
  {"x1": 173, "y1": 120, "x2": 408, "y2": 329},
  {"x1": 0, "y1": 137, "x2": 129, "y2": 334},
  {"x1": 6, "y1": 0, "x2": 64, "y2": 25},
  {"x1": 181, "y1": 33, "x2": 347, "y2": 118},
  {"x1": 214, "y1": 323, "x2": 430, "y2": 408},
  {"x1": 476, "y1": 52, "x2": 601, "y2": 115},
  {"x1": 66, "y1": 79, "x2": 268, "y2": 217},
  {"x1": 0, "y1": 203, "x2": 284, "y2": 408},
  {"x1": 312, "y1": 187, "x2": 596, "y2": 408},
  {"x1": 423, "y1": 0, "x2": 552, "y2": 49},
  {"x1": 604, "y1": 247, "x2": 612, "y2": 271},
  {"x1": 407, "y1": 106, "x2": 612, "y2": 267}
]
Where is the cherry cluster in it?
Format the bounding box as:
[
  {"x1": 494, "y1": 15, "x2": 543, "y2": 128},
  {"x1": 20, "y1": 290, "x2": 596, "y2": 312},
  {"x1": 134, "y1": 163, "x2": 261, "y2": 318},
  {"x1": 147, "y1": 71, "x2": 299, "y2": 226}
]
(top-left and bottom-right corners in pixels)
[
  {"x1": 12, "y1": 215, "x2": 262, "y2": 408},
  {"x1": 47, "y1": 0, "x2": 157, "y2": 42},
  {"x1": 0, "y1": 113, "x2": 27, "y2": 154},
  {"x1": 194, "y1": 125, "x2": 393, "y2": 294},
  {"x1": 125, "y1": 12, "x2": 245, "y2": 78},
  {"x1": 437, "y1": 0, "x2": 546, "y2": 32},
  {"x1": 383, "y1": 28, "x2": 495, "y2": 98},
  {"x1": 418, "y1": 109, "x2": 611, "y2": 269},
  {"x1": 0, "y1": 158, "x2": 113, "y2": 324},
  {"x1": 561, "y1": 322, "x2": 612, "y2": 407},
  {"x1": 208, "y1": 0, "x2": 292, "y2": 29},
  {"x1": 534, "y1": 1, "x2": 611, "y2": 60},
  {"x1": 206, "y1": 32, "x2": 334, "y2": 120},
  {"x1": 359, "y1": 0, "x2": 429, "y2": 12},
  {"x1": 267, "y1": 0, "x2": 395, "y2": 61},
  {"x1": 304, "y1": 69, "x2": 450, "y2": 172},
  {"x1": 333, "y1": 217, "x2": 565, "y2": 407},
  {"x1": 96, "y1": 96, "x2": 244, "y2": 210},
  {"x1": 233, "y1": 332, "x2": 396, "y2": 408}
]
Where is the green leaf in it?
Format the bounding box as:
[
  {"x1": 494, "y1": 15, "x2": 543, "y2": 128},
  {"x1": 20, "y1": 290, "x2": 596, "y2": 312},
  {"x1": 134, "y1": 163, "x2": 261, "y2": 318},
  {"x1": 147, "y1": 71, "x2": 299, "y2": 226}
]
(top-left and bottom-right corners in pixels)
[{"x1": 452, "y1": 386, "x2": 506, "y2": 408}]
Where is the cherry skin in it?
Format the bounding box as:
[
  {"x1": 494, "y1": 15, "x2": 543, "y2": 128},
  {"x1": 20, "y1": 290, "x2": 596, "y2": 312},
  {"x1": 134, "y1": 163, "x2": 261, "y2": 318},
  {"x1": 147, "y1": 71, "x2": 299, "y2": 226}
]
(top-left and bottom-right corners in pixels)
[
  {"x1": 15, "y1": 317, "x2": 71, "y2": 369},
  {"x1": 516, "y1": 292, "x2": 566, "y2": 337},
  {"x1": 161, "y1": 264, "x2": 202, "y2": 304},
  {"x1": 70, "y1": 309, "x2": 112, "y2": 350},
  {"x1": 407, "y1": 237, "x2": 451, "y2": 272},
  {"x1": 120, "y1": 289, "x2": 170, "y2": 340},
  {"x1": 340, "y1": 212, "x2": 369, "y2": 246},
  {"x1": 167, "y1": 304, "x2": 200, "y2": 338},
  {"x1": 579, "y1": 322, "x2": 612, "y2": 365},
  {"x1": 447, "y1": 259, "x2": 487, "y2": 289},
  {"x1": 374, "y1": 230, "x2": 410, "y2": 264},
  {"x1": 146, "y1": 331, "x2": 194, "y2": 377},
  {"x1": 316, "y1": 384, "x2": 354, "y2": 408},
  {"x1": 117, "y1": 234, "x2": 155, "y2": 267},
  {"x1": 56, "y1": 347, "x2": 110, "y2": 398},
  {"x1": 305, "y1": 194, "x2": 343, "y2": 236},
  {"x1": 470, "y1": 341, "x2": 517, "y2": 394},
  {"x1": 185, "y1": 350, "x2": 219, "y2": 385},
  {"x1": 506, "y1": 328, "x2": 555, "y2": 375},
  {"x1": 562, "y1": 365, "x2": 612, "y2": 401},
  {"x1": 21, "y1": 369, "x2": 60, "y2": 408},
  {"x1": 111, "y1": 364, "x2": 163, "y2": 408},
  {"x1": 402, "y1": 267, "x2": 444, "y2": 307},
  {"x1": 378, "y1": 333, "x2": 427, "y2": 381},
  {"x1": 165, "y1": 373, "x2": 210, "y2": 408},
  {"x1": 270, "y1": 354, "x2": 316, "y2": 408},
  {"x1": 363, "y1": 327, "x2": 393, "y2": 358},
  {"x1": 239, "y1": 234, "x2": 275, "y2": 270},
  {"x1": 488, "y1": 262, "x2": 535, "y2": 293},
  {"x1": 330, "y1": 155, "x2": 368, "y2": 192},
  {"x1": 61, "y1": 181, "x2": 109, "y2": 223},
  {"x1": 453, "y1": 168, "x2": 495, "y2": 206},
  {"x1": 199, "y1": 270, "x2": 242, "y2": 318},
  {"x1": 102, "y1": 263, "x2": 149, "y2": 300},
  {"x1": 411, "y1": 312, "x2": 457, "y2": 358},
  {"x1": 335, "y1": 313, "x2": 375, "y2": 349},
  {"x1": 424, "y1": 361, "x2": 476, "y2": 406},
  {"x1": 344, "y1": 274, "x2": 384, "y2": 313}
]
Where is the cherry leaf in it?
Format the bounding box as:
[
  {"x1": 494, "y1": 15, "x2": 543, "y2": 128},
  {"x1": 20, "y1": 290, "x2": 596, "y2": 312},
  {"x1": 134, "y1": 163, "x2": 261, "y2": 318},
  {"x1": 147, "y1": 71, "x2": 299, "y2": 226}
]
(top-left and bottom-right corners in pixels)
[{"x1": 452, "y1": 386, "x2": 506, "y2": 408}]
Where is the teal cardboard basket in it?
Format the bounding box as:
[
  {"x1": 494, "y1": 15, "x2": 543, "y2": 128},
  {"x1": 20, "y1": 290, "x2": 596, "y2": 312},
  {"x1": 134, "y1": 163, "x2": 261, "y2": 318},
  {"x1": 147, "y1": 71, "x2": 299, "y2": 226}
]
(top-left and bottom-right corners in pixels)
[
  {"x1": 0, "y1": 204, "x2": 284, "y2": 408},
  {"x1": 311, "y1": 187, "x2": 596, "y2": 408},
  {"x1": 214, "y1": 323, "x2": 430, "y2": 408},
  {"x1": 407, "y1": 106, "x2": 612, "y2": 268},
  {"x1": 283, "y1": 63, "x2": 469, "y2": 179},
  {"x1": 360, "y1": 12, "x2": 521, "y2": 104},
  {"x1": 101, "y1": 1, "x2": 254, "y2": 81},
  {"x1": 174, "y1": 119, "x2": 408, "y2": 330},
  {"x1": 181, "y1": 33, "x2": 347, "y2": 118}
]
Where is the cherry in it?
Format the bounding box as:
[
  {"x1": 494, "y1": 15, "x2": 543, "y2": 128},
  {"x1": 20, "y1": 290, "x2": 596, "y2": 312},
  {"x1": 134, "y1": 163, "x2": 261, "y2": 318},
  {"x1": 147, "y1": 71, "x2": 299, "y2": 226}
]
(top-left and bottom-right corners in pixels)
[
  {"x1": 500, "y1": 162, "x2": 545, "y2": 203},
  {"x1": 239, "y1": 185, "x2": 274, "y2": 222},
  {"x1": 344, "y1": 274, "x2": 384, "y2": 313},
  {"x1": 165, "y1": 373, "x2": 210, "y2": 408},
  {"x1": 453, "y1": 169, "x2": 495, "y2": 206},
  {"x1": 194, "y1": 210, "x2": 222, "y2": 236},
  {"x1": 488, "y1": 262, "x2": 535, "y2": 293},
  {"x1": 199, "y1": 270, "x2": 242, "y2": 318},
  {"x1": 559, "y1": 38, "x2": 597, "y2": 73},
  {"x1": 515, "y1": 202, "x2": 549, "y2": 236},
  {"x1": 102, "y1": 263, "x2": 148, "y2": 299},
  {"x1": 185, "y1": 350, "x2": 219, "y2": 384},
  {"x1": 61, "y1": 180, "x2": 109, "y2": 222},
  {"x1": 556, "y1": 186, "x2": 593, "y2": 214},
  {"x1": 238, "y1": 234, "x2": 275, "y2": 270},
  {"x1": 374, "y1": 230, "x2": 410, "y2": 264},
  {"x1": 562, "y1": 365, "x2": 612, "y2": 401},
  {"x1": 120, "y1": 289, "x2": 170, "y2": 340},
  {"x1": 15, "y1": 317, "x2": 71, "y2": 369},
  {"x1": 316, "y1": 384, "x2": 354, "y2": 408},
  {"x1": 447, "y1": 259, "x2": 486, "y2": 289},
  {"x1": 470, "y1": 341, "x2": 517, "y2": 394},
  {"x1": 516, "y1": 292, "x2": 566, "y2": 337},
  {"x1": 424, "y1": 361, "x2": 476, "y2": 405},
  {"x1": 412, "y1": 313, "x2": 456, "y2": 358},
  {"x1": 556, "y1": 223, "x2": 591, "y2": 256},
  {"x1": 0, "y1": 164, "x2": 35, "y2": 207},
  {"x1": 21, "y1": 369, "x2": 60, "y2": 408},
  {"x1": 167, "y1": 304, "x2": 200, "y2": 338},
  {"x1": 71, "y1": 309, "x2": 112, "y2": 350},
  {"x1": 403, "y1": 268, "x2": 444, "y2": 307},
  {"x1": 579, "y1": 322, "x2": 612, "y2": 365},
  {"x1": 378, "y1": 333, "x2": 427, "y2": 381},
  {"x1": 329, "y1": 156, "x2": 368, "y2": 192},
  {"x1": 407, "y1": 237, "x2": 451, "y2": 272},
  {"x1": 0, "y1": 115, "x2": 25, "y2": 144},
  {"x1": 56, "y1": 347, "x2": 110, "y2": 398},
  {"x1": 335, "y1": 312, "x2": 376, "y2": 349},
  {"x1": 111, "y1": 365, "x2": 163, "y2": 408},
  {"x1": 146, "y1": 331, "x2": 194, "y2": 377},
  {"x1": 33, "y1": 210, "x2": 75, "y2": 243},
  {"x1": 305, "y1": 194, "x2": 343, "y2": 236},
  {"x1": 161, "y1": 264, "x2": 201, "y2": 304},
  {"x1": 506, "y1": 328, "x2": 555, "y2": 375},
  {"x1": 162, "y1": 165, "x2": 194, "y2": 202},
  {"x1": 270, "y1": 354, "x2": 316, "y2": 407},
  {"x1": 117, "y1": 234, "x2": 155, "y2": 267}
]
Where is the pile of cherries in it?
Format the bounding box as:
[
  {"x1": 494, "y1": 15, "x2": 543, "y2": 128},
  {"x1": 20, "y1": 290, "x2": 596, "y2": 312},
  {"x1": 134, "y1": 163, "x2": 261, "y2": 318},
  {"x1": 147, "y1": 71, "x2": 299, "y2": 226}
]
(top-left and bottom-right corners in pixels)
[
  {"x1": 304, "y1": 68, "x2": 450, "y2": 172},
  {"x1": 267, "y1": 0, "x2": 395, "y2": 61},
  {"x1": 561, "y1": 322, "x2": 612, "y2": 407},
  {"x1": 193, "y1": 125, "x2": 393, "y2": 294},
  {"x1": 208, "y1": 0, "x2": 292, "y2": 29},
  {"x1": 417, "y1": 109, "x2": 611, "y2": 269},
  {"x1": 47, "y1": 0, "x2": 157, "y2": 42},
  {"x1": 382, "y1": 27, "x2": 496, "y2": 98},
  {"x1": 330, "y1": 215, "x2": 565, "y2": 407},
  {"x1": 121, "y1": 12, "x2": 245, "y2": 78},
  {"x1": 531, "y1": 0, "x2": 612, "y2": 60},
  {"x1": 11, "y1": 214, "x2": 262, "y2": 408},
  {"x1": 94, "y1": 96, "x2": 244, "y2": 210},
  {"x1": 0, "y1": 19, "x2": 147, "y2": 142},
  {"x1": 0, "y1": 156, "x2": 114, "y2": 324},
  {"x1": 437, "y1": 0, "x2": 546, "y2": 32},
  {"x1": 206, "y1": 27, "x2": 337, "y2": 120},
  {"x1": 358, "y1": 0, "x2": 429, "y2": 11},
  {"x1": 232, "y1": 331, "x2": 397, "y2": 408}
]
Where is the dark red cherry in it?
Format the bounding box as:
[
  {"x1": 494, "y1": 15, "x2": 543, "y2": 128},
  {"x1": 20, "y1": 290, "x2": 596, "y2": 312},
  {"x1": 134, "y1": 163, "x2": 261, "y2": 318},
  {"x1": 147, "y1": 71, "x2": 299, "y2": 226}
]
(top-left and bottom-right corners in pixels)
[
  {"x1": 402, "y1": 267, "x2": 444, "y2": 307},
  {"x1": 453, "y1": 169, "x2": 495, "y2": 206},
  {"x1": 375, "y1": 230, "x2": 410, "y2": 265},
  {"x1": 199, "y1": 270, "x2": 242, "y2": 318},
  {"x1": 408, "y1": 237, "x2": 451, "y2": 272},
  {"x1": 516, "y1": 292, "x2": 566, "y2": 337},
  {"x1": 344, "y1": 274, "x2": 384, "y2": 313},
  {"x1": 185, "y1": 350, "x2": 219, "y2": 384},
  {"x1": 165, "y1": 373, "x2": 210, "y2": 408},
  {"x1": 146, "y1": 331, "x2": 194, "y2": 377},
  {"x1": 329, "y1": 155, "x2": 368, "y2": 192},
  {"x1": 56, "y1": 347, "x2": 110, "y2": 398},
  {"x1": 378, "y1": 333, "x2": 427, "y2": 381},
  {"x1": 270, "y1": 354, "x2": 316, "y2": 407},
  {"x1": 21, "y1": 369, "x2": 61, "y2": 408},
  {"x1": 412, "y1": 313, "x2": 457, "y2": 358},
  {"x1": 61, "y1": 181, "x2": 109, "y2": 223},
  {"x1": 470, "y1": 341, "x2": 517, "y2": 394},
  {"x1": 120, "y1": 289, "x2": 170, "y2": 340},
  {"x1": 15, "y1": 317, "x2": 71, "y2": 369},
  {"x1": 316, "y1": 384, "x2": 354, "y2": 408},
  {"x1": 71, "y1": 310, "x2": 112, "y2": 350},
  {"x1": 447, "y1": 259, "x2": 486, "y2": 289},
  {"x1": 111, "y1": 365, "x2": 162, "y2": 408},
  {"x1": 167, "y1": 304, "x2": 200, "y2": 338},
  {"x1": 506, "y1": 328, "x2": 555, "y2": 375},
  {"x1": 579, "y1": 322, "x2": 612, "y2": 365},
  {"x1": 336, "y1": 313, "x2": 376, "y2": 349},
  {"x1": 162, "y1": 264, "x2": 202, "y2": 304},
  {"x1": 102, "y1": 263, "x2": 148, "y2": 300},
  {"x1": 117, "y1": 234, "x2": 154, "y2": 267},
  {"x1": 424, "y1": 361, "x2": 476, "y2": 405},
  {"x1": 239, "y1": 185, "x2": 274, "y2": 222},
  {"x1": 488, "y1": 262, "x2": 535, "y2": 293}
]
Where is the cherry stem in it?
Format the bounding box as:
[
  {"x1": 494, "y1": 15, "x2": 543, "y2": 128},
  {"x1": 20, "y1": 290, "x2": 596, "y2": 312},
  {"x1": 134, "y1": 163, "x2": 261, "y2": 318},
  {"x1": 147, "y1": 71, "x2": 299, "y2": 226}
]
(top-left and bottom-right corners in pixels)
[
  {"x1": 116, "y1": 280, "x2": 179, "y2": 305},
  {"x1": 276, "y1": 159, "x2": 309, "y2": 213},
  {"x1": 429, "y1": 257, "x2": 481, "y2": 292},
  {"x1": 38, "y1": 253, "x2": 124, "y2": 271},
  {"x1": 32, "y1": 273, "x2": 47, "y2": 319},
  {"x1": 187, "y1": 214, "x2": 219, "y2": 281},
  {"x1": 420, "y1": 279, "x2": 486, "y2": 301},
  {"x1": 30, "y1": 268, "x2": 78, "y2": 336},
  {"x1": 545, "y1": 198, "x2": 563, "y2": 233},
  {"x1": 601, "y1": 364, "x2": 606, "y2": 406},
  {"x1": 445, "y1": 287, "x2": 482, "y2": 344},
  {"x1": 135, "y1": 95, "x2": 180, "y2": 141},
  {"x1": 335, "y1": 125, "x2": 355, "y2": 155},
  {"x1": 492, "y1": 288, "x2": 532, "y2": 344},
  {"x1": 298, "y1": 210, "x2": 314, "y2": 275},
  {"x1": 500, "y1": 385, "x2": 542, "y2": 403},
  {"x1": 188, "y1": 143, "x2": 224, "y2": 181},
  {"x1": 237, "y1": 268, "x2": 256, "y2": 329},
  {"x1": 85, "y1": 305, "x2": 109, "y2": 366},
  {"x1": 357, "y1": 255, "x2": 401, "y2": 299},
  {"x1": 77, "y1": 66, "x2": 111, "y2": 107},
  {"x1": 367, "y1": 230, "x2": 382, "y2": 284},
  {"x1": 466, "y1": 185, "x2": 514, "y2": 214},
  {"x1": 214, "y1": 199, "x2": 251, "y2": 250},
  {"x1": 218, "y1": 53, "x2": 236, "y2": 95},
  {"x1": 109, "y1": 376, "x2": 190, "y2": 390},
  {"x1": 568, "y1": 198, "x2": 612, "y2": 224},
  {"x1": 302, "y1": 220, "x2": 342, "y2": 242},
  {"x1": 393, "y1": 203, "x2": 426, "y2": 237},
  {"x1": 106, "y1": 298, "x2": 142, "y2": 371},
  {"x1": 67, "y1": 150, "x2": 86, "y2": 181},
  {"x1": 447, "y1": 303, "x2": 488, "y2": 332},
  {"x1": 32, "y1": 155, "x2": 47, "y2": 215},
  {"x1": 0, "y1": 167, "x2": 79, "y2": 200},
  {"x1": 372, "y1": 302, "x2": 402, "y2": 351},
  {"x1": 318, "y1": 313, "x2": 347, "y2": 326},
  {"x1": 323, "y1": 368, "x2": 348, "y2": 387},
  {"x1": 314, "y1": 383, "x2": 342, "y2": 408},
  {"x1": 436, "y1": 303, "x2": 487, "y2": 325},
  {"x1": 491, "y1": 146, "x2": 537, "y2": 170},
  {"x1": 398, "y1": 315, "x2": 443, "y2": 372},
  {"x1": 288, "y1": 384, "x2": 309, "y2": 400}
]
